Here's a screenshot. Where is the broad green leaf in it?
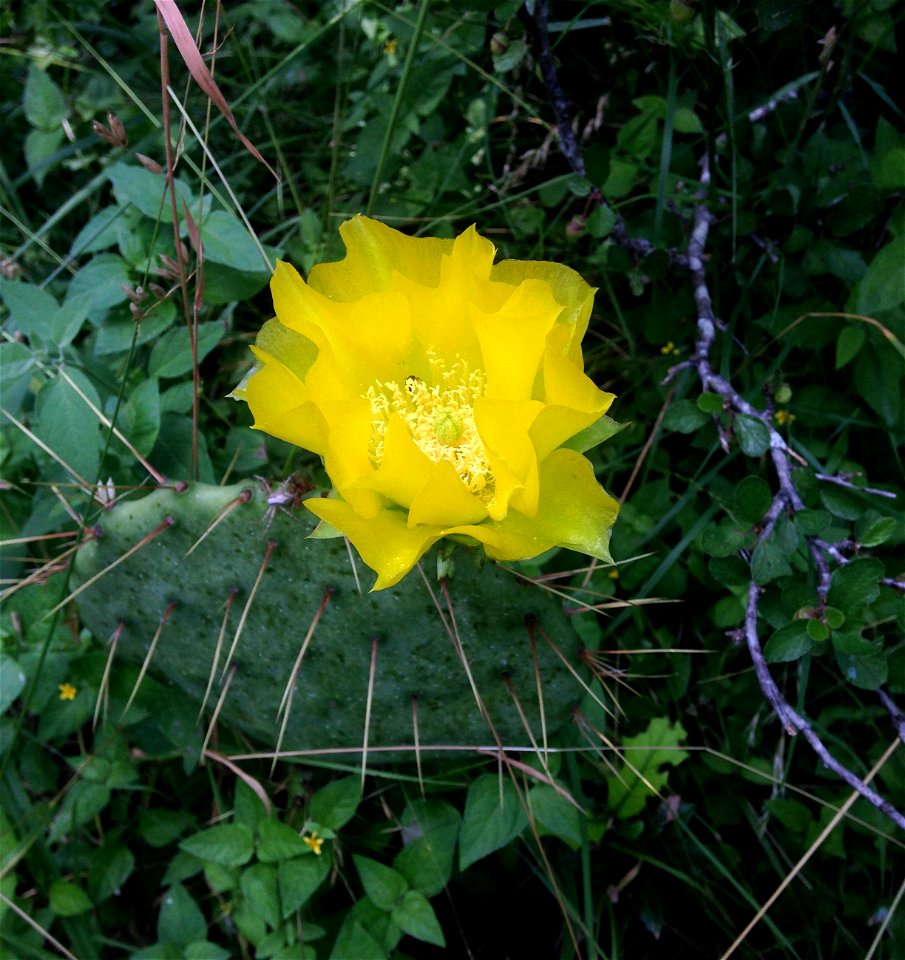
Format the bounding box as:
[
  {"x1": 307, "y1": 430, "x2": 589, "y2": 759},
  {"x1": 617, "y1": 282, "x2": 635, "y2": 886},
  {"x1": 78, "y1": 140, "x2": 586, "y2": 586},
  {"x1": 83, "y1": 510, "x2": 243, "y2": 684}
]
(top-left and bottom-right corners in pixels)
[
  {"x1": 329, "y1": 920, "x2": 389, "y2": 960},
  {"x1": 856, "y1": 236, "x2": 905, "y2": 316},
  {"x1": 158, "y1": 883, "x2": 207, "y2": 947},
  {"x1": 67, "y1": 254, "x2": 132, "y2": 316},
  {"x1": 391, "y1": 890, "x2": 445, "y2": 947},
  {"x1": 309, "y1": 776, "x2": 361, "y2": 830},
  {"x1": 607, "y1": 718, "x2": 689, "y2": 819},
  {"x1": 764, "y1": 621, "x2": 812, "y2": 663},
  {"x1": 53, "y1": 292, "x2": 93, "y2": 349},
  {"x1": 179, "y1": 823, "x2": 254, "y2": 867},
  {"x1": 827, "y1": 557, "x2": 884, "y2": 614},
  {"x1": 139, "y1": 807, "x2": 196, "y2": 847},
  {"x1": 257, "y1": 818, "x2": 308, "y2": 862},
  {"x1": 855, "y1": 515, "x2": 897, "y2": 547},
  {"x1": 663, "y1": 399, "x2": 709, "y2": 433},
  {"x1": 185, "y1": 943, "x2": 230, "y2": 960},
  {"x1": 696, "y1": 391, "x2": 724, "y2": 414},
  {"x1": 393, "y1": 800, "x2": 460, "y2": 898},
  {"x1": 735, "y1": 414, "x2": 771, "y2": 456},
  {"x1": 24, "y1": 64, "x2": 65, "y2": 129},
  {"x1": 48, "y1": 782, "x2": 111, "y2": 844},
  {"x1": 200, "y1": 210, "x2": 274, "y2": 272},
  {"x1": 2, "y1": 281, "x2": 58, "y2": 341},
  {"x1": 0, "y1": 654, "x2": 25, "y2": 714},
  {"x1": 587, "y1": 204, "x2": 617, "y2": 238},
  {"x1": 733, "y1": 475, "x2": 772, "y2": 524},
  {"x1": 279, "y1": 852, "x2": 331, "y2": 917},
  {"x1": 107, "y1": 162, "x2": 194, "y2": 223},
  {"x1": 0, "y1": 341, "x2": 34, "y2": 414},
  {"x1": 528, "y1": 784, "x2": 584, "y2": 847},
  {"x1": 240, "y1": 863, "x2": 281, "y2": 931},
  {"x1": 148, "y1": 322, "x2": 224, "y2": 379},
  {"x1": 88, "y1": 841, "x2": 135, "y2": 903},
  {"x1": 24, "y1": 128, "x2": 64, "y2": 186},
  {"x1": 70, "y1": 205, "x2": 125, "y2": 256},
  {"x1": 834, "y1": 640, "x2": 888, "y2": 690},
  {"x1": 49, "y1": 880, "x2": 92, "y2": 917},
  {"x1": 354, "y1": 855, "x2": 408, "y2": 911},
  {"x1": 124, "y1": 378, "x2": 161, "y2": 457},
  {"x1": 459, "y1": 775, "x2": 528, "y2": 870},
  {"x1": 835, "y1": 324, "x2": 866, "y2": 369},
  {"x1": 35, "y1": 370, "x2": 101, "y2": 483},
  {"x1": 750, "y1": 536, "x2": 793, "y2": 584}
]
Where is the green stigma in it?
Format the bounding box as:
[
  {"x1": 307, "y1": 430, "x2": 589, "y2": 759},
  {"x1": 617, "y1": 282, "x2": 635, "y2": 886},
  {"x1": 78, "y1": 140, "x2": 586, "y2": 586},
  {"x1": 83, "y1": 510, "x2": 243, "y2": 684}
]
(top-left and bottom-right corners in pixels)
[{"x1": 433, "y1": 409, "x2": 464, "y2": 445}]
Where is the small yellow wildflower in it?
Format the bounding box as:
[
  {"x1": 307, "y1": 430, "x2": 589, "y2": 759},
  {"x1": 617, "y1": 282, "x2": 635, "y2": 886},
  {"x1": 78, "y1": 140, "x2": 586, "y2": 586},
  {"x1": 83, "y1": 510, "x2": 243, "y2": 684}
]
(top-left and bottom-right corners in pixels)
[
  {"x1": 58, "y1": 683, "x2": 77, "y2": 701},
  {"x1": 233, "y1": 216, "x2": 620, "y2": 589},
  {"x1": 608, "y1": 568, "x2": 619, "y2": 579},
  {"x1": 303, "y1": 832, "x2": 324, "y2": 856},
  {"x1": 384, "y1": 38, "x2": 398, "y2": 56},
  {"x1": 774, "y1": 410, "x2": 796, "y2": 426},
  {"x1": 660, "y1": 341, "x2": 681, "y2": 356}
]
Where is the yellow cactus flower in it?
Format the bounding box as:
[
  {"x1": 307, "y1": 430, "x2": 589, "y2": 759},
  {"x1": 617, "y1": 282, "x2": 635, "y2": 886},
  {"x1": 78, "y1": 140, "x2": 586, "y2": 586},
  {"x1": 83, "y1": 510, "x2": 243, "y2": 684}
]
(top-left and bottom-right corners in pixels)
[{"x1": 234, "y1": 216, "x2": 620, "y2": 589}]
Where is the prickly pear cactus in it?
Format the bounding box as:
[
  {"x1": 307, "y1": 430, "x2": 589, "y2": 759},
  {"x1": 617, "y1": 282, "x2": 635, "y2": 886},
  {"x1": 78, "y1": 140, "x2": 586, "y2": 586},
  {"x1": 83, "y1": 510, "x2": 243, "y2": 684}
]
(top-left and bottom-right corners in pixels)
[{"x1": 73, "y1": 482, "x2": 588, "y2": 758}]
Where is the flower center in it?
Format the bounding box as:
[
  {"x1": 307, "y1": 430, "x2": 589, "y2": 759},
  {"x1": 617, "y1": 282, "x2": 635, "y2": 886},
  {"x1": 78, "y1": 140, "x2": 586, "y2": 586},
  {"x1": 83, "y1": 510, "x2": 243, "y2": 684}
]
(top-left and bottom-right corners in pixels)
[{"x1": 365, "y1": 355, "x2": 495, "y2": 498}]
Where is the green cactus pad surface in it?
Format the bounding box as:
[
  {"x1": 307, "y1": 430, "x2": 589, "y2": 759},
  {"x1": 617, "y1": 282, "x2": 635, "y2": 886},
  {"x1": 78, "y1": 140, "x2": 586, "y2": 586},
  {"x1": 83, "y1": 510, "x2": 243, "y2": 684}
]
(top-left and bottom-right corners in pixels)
[{"x1": 73, "y1": 483, "x2": 588, "y2": 760}]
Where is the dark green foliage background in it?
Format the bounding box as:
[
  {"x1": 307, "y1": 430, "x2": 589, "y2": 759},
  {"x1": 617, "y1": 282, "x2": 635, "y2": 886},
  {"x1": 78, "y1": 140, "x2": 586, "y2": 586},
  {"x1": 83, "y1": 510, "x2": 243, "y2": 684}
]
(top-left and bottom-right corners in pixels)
[{"x1": 1, "y1": 1, "x2": 902, "y2": 958}]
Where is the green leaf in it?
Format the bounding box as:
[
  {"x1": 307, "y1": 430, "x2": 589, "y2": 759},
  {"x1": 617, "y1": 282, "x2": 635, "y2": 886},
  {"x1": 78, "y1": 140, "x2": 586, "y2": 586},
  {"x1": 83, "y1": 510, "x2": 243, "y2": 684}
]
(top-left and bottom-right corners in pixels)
[
  {"x1": 49, "y1": 879, "x2": 92, "y2": 917},
  {"x1": 764, "y1": 621, "x2": 812, "y2": 663},
  {"x1": 856, "y1": 515, "x2": 897, "y2": 548},
  {"x1": 856, "y1": 236, "x2": 905, "y2": 316},
  {"x1": 827, "y1": 557, "x2": 884, "y2": 614},
  {"x1": 329, "y1": 920, "x2": 389, "y2": 960},
  {"x1": 67, "y1": 254, "x2": 132, "y2": 316},
  {"x1": 139, "y1": 807, "x2": 196, "y2": 847},
  {"x1": 309, "y1": 776, "x2": 361, "y2": 831},
  {"x1": 806, "y1": 619, "x2": 830, "y2": 642},
  {"x1": 279, "y1": 852, "x2": 331, "y2": 917},
  {"x1": 528, "y1": 784, "x2": 584, "y2": 847},
  {"x1": 107, "y1": 162, "x2": 194, "y2": 223},
  {"x1": 240, "y1": 863, "x2": 281, "y2": 931},
  {"x1": 562, "y1": 414, "x2": 626, "y2": 453},
  {"x1": 24, "y1": 128, "x2": 64, "y2": 186},
  {"x1": 663, "y1": 399, "x2": 710, "y2": 433},
  {"x1": 391, "y1": 890, "x2": 445, "y2": 947},
  {"x1": 24, "y1": 64, "x2": 65, "y2": 129},
  {"x1": 124, "y1": 378, "x2": 161, "y2": 457},
  {"x1": 0, "y1": 655, "x2": 26, "y2": 714},
  {"x1": 607, "y1": 718, "x2": 689, "y2": 819},
  {"x1": 354, "y1": 855, "x2": 408, "y2": 911},
  {"x1": 185, "y1": 943, "x2": 231, "y2": 960},
  {"x1": 696, "y1": 391, "x2": 724, "y2": 414},
  {"x1": 158, "y1": 883, "x2": 207, "y2": 947},
  {"x1": 148, "y1": 322, "x2": 224, "y2": 379},
  {"x1": 750, "y1": 536, "x2": 793, "y2": 584},
  {"x1": 53, "y1": 292, "x2": 93, "y2": 349},
  {"x1": 733, "y1": 475, "x2": 772, "y2": 523},
  {"x1": 179, "y1": 823, "x2": 254, "y2": 866},
  {"x1": 459, "y1": 775, "x2": 528, "y2": 870},
  {"x1": 200, "y1": 210, "x2": 273, "y2": 272},
  {"x1": 835, "y1": 324, "x2": 866, "y2": 369},
  {"x1": 257, "y1": 818, "x2": 308, "y2": 862},
  {"x1": 1, "y1": 281, "x2": 58, "y2": 342},
  {"x1": 838, "y1": 654, "x2": 889, "y2": 690},
  {"x1": 48, "y1": 781, "x2": 111, "y2": 844},
  {"x1": 88, "y1": 841, "x2": 135, "y2": 903},
  {"x1": 735, "y1": 414, "x2": 771, "y2": 456},
  {"x1": 393, "y1": 800, "x2": 460, "y2": 898},
  {"x1": 587, "y1": 204, "x2": 617, "y2": 238},
  {"x1": 0, "y1": 341, "x2": 34, "y2": 415}
]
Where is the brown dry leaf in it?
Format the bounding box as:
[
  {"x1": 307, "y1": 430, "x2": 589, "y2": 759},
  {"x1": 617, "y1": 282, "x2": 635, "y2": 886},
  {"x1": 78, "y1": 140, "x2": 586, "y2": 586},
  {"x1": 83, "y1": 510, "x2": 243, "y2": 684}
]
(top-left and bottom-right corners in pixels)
[{"x1": 154, "y1": 0, "x2": 279, "y2": 181}]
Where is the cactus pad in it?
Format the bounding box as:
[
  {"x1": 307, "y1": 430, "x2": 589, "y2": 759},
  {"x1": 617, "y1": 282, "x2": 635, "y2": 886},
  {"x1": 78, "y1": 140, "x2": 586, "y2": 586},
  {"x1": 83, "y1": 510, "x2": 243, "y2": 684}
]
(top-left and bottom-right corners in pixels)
[{"x1": 73, "y1": 483, "x2": 588, "y2": 759}]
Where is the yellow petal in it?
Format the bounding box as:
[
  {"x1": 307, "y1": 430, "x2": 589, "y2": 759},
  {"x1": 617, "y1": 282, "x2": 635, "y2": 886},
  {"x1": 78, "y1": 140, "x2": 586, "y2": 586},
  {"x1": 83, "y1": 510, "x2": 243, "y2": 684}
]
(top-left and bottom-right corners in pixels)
[
  {"x1": 491, "y1": 258, "x2": 595, "y2": 366},
  {"x1": 473, "y1": 279, "x2": 561, "y2": 400},
  {"x1": 305, "y1": 497, "x2": 441, "y2": 590},
  {"x1": 356, "y1": 414, "x2": 436, "y2": 509},
  {"x1": 244, "y1": 348, "x2": 328, "y2": 454},
  {"x1": 308, "y1": 215, "x2": 453, "y2": 300},
  {"x1": 448, "y1": 449, "x2": 618, "y2": 562},
  {"x1": 408, "y1": 459, "x2": 489, "y2": 527},
  {"x1": 474, "y1": 398, "x2": 543, "y2": 518}
]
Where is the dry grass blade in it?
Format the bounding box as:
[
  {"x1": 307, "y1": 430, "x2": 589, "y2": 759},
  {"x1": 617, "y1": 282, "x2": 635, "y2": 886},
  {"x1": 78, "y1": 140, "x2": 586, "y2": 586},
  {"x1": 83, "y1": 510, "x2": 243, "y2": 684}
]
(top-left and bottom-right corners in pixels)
[{"x1": 153, "y1": 0, "x2": 278, "y2": 180}]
